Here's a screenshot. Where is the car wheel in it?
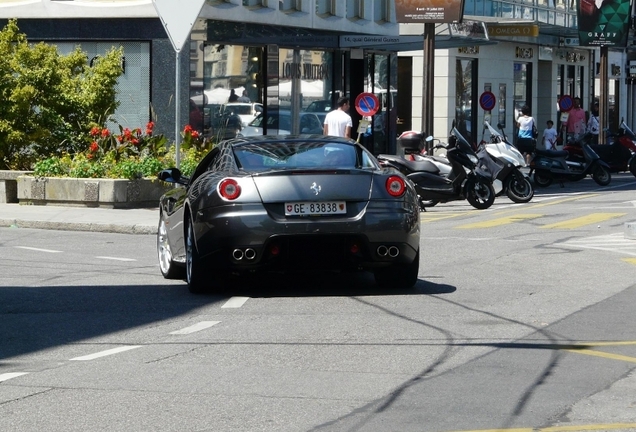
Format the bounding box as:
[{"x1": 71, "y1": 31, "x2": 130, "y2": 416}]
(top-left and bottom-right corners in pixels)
[
  {"x1": 374, "y1": 249, "x2": 420, "y2": 289},
  {"x1": 505, "y1": 174, "x2": 534, "y2": 203},
  {"x1": 465, "y1": 178, "x2": 495, "y2": 210},
  {"x1": 157, "y1": 216, "x2": 185, "y2": 279},
  {"x1": 533, "y1": 170, "x2": 552, "y2": 187},
  {"x1": 185, "y1": 218, "x2": 207, "y2": 294},
  {"x1": 592, "y1": 164, "x2": 611, "y2": 186},
  {"x1": 629, "y1": 157, "x2": 636, "y2": 177}
]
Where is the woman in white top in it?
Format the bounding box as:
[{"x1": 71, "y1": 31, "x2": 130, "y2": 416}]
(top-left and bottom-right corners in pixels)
[{"x1": 516, "y1": 105, "x2": 536, "y2": 164}]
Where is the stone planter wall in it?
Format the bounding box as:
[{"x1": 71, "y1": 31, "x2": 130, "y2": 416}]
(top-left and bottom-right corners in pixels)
[
  {"x1": 0, "y1": 171, "x2": 33, "y2": 203},
  {"x1": 16, "y1": 176, "x2": 172, "y2": 208}
]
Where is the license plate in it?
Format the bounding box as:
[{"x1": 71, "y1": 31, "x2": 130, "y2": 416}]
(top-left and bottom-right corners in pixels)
[{"x1": 285, "y1": 201, "x2": 346, "y2": 216}]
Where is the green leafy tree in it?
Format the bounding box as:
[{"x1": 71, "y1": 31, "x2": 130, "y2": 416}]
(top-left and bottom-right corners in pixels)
[{"x1": 0, "y1": 19, "x2": 123, "y2": 170}]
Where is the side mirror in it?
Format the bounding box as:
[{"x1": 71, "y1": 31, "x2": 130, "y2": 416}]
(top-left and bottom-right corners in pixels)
[
  {"x1": 425, "y1": 136, "x2": 434, "y2": 142},
  {"x1": 158, "y1": 168, "x2": 186, "y2": 185}
]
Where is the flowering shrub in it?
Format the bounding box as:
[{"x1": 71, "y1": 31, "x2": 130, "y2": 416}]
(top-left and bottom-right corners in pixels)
[{"x1": 33, "y1": 124, "x2": 209, "y2": 180}]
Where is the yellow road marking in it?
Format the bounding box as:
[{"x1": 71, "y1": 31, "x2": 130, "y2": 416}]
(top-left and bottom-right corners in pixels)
[
  {"x1": 448, "y1": 423, "x2": 636, "y2": 431},
  {"x1": 622, "y1": 258, "x2": 636, "y2": 265},
  {"x1": 542, "y1": 213, "x2": 626, "y2": 229},
  {"x1": 421, "y1": 212, "x2": 469, "y2": 223},
  {"x1": 563, "y1": 348, "x2": 636, "y2": 364},
  {"x1": 456, "y1": 214, "x2": 542, "y2": 229}
]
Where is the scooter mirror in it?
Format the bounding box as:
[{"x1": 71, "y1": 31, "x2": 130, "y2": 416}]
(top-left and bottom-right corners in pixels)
[{"x1": 425, "y1": 136, "x2": 434, "y2": 142}]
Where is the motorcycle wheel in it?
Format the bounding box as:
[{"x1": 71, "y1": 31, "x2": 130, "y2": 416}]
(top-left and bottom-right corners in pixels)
[
  {"x1": 465, "y1": 178, "x2": 495, "y2": 210},
  {"x1": 592, "y1": 164, "x2": 611, "y2": 186},
  {"x1": 629, "y1": 158, "x2": 636, "y2": 178},
  {"x1": 533, "y1": 171, "x2": 552, "y2": 187},
  {"x1": 506, "y1": 175, "x2": 534, "y2": 203}
]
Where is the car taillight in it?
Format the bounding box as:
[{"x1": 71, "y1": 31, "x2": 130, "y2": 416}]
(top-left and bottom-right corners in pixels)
[
  {"x1": 219, "y1": 178, "x2": 241, "y2": 200},
  {"x1": 386, "y1": 176, "x2": 406, "y2": 197}
]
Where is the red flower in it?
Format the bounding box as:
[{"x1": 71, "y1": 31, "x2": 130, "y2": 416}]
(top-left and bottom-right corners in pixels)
[
  {"x1": 87, "y1": 153, "x2": 94, "y2": 160},
  {"x1": 123, "y1": 128, "x2": 133, "y2": 140},
  {"x1": 191, "y1": 130, "x2": 200, "y2": 139},
  {"x1": 89, "y1": 142, "x2": 99, "y2": 153},
  {"x1": 183, "y1": 125, "x2": 193, "y2": 134},
  {"x1": 101, "y1": 129, "x2": 110, "y2": 138},
  {"x1": 117, "y1": 135, "x2": 124, "y2": 143},
  {"x1": 132, "y1": 138, "x2": 140, "y2": 146},
  {"x1": 90, "y1": 127, "x2": 100, "y2": 137}
]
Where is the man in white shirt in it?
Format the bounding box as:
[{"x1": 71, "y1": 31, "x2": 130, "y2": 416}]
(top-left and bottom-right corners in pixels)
[{"x1": 323, "y1": 97, "x2": 352, "y2": 138}]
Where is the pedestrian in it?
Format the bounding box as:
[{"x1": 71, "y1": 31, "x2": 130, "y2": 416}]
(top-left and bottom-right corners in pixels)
[
  {"x1": 228, "y1": 89, "x2": 238, "y2": 103},
  {"x1": 515, "y1": 105, "x2": 537, "y2": 164},
  {"x1": 587, "y1": 102, "x2": 600, "y2": 145},
  {"x1": 237, "y1": 90, "x2": 250, "y2": 103},
  {"x1": 323, "y1": 96, "x2": 352, "y2": 138},
  {"x1": 542, "y1": 120, "x2": 558, "y2": 150},
  {"x1": 562, "y1": 96, "x2": 586, "y2": 138}
]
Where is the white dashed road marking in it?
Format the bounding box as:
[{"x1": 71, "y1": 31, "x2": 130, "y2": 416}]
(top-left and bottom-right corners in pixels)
[
  {"x1": 170, "y1": 321, "x2": 220, "y2": 335},
  {"x1": 0, "y1": 372, "x2": 29, "y2": 382},
  {"x1": 70, "y1": 346, "x2": 142, "y2": 361},
  {"x1": 15, "y1": 246, "x2": 62, "y2": 253},
  {"x1": 221, "y1": 296, "x2": 249, "y2": 308},
  {"x1": 94, "y1": 256, "x2": 137, "y2": 262}
]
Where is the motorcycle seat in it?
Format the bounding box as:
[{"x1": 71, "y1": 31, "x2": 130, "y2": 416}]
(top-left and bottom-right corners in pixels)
[
  {"x1": 400, "y1": 158, "x2": 441, "y2": 174},
  {"x1": 536, "y1": 149, "x2": 568, "y2": 158}
]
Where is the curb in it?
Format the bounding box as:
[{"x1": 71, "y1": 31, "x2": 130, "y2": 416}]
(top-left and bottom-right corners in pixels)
[{"x1": 0, "y1": 219, "x2": 156, "y2": 235}]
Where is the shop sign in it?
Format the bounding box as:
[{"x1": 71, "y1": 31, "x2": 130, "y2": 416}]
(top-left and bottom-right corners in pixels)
[
  {"x1": 448, "y1": 21, "x2": 489, "y2": 40},
  {"x1": 487, "y1": 25, "x2": 539, "y2": 38},
  {"x1": 280, "y1": 62, "x2": 329, "y2": 80},
  {"x1": 577, "y1": 0, "x2": 630, "y2": 47},
  {"x1": 515, "y1": 47, "x2": 534, "y2": 59},
  {"x1": 395, "y1": 0, "x2": 466, "y2": 23}
]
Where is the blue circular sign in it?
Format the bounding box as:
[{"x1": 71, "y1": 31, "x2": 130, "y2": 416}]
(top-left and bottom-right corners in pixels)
[
  {"x1": 479, "y1": 91, "x2": 496, "y2": 111},
  {"x1": 559, "y1": 95, "x2": 573, "y2": 112},
  {"x1": 355, "y1": 93, "x2": 380, "y2": 116}
]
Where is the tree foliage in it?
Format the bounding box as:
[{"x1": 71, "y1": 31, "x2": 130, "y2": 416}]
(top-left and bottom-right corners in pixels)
[{"x1": 0, "y1": 19, "x2": 123, "y2": 169}]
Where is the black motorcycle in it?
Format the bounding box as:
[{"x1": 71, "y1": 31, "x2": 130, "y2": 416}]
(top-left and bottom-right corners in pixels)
[
  {"x1": 529, "y1": 132, "x2": 611, "y2": 187},
  {"x1": 377, "y1": 128, "x2": 495, "y2": 210}
]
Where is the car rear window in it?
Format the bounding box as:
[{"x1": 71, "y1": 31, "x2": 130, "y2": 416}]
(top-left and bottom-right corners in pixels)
[{"x1": 234, "y1": 141, "x2": 362, "y2": 170}]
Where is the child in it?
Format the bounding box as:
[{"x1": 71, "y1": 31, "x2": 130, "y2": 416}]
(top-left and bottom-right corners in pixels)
[{"x1": 543, "y1": 120, "x2": 558, "y2": 150}]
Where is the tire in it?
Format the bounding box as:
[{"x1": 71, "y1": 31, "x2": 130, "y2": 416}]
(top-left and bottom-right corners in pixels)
[
  {"x1": 505, "y1": 174, "x2": 534, "y2": 203},
  {"x1": 185, "y1": 217, "x2": 207, "y2": 294},
  {"x1": 629, "y1": 158, "x2": 636, "y2": 178},
  {"x1": 374, "y1": 249, "x2": 420, "y2": 289},
  {"x1": 592, "y1": 164, "x2": 611, "y2": 186},
  {"x1": 533, "y1": 170, "x2": 552, "y2": 187},
  {"x1": 465, "y1": 178, "x2": 495, "y2": 210},
  {"x1": 157, "y1": 217, "x2": 185, "y2": 279}
]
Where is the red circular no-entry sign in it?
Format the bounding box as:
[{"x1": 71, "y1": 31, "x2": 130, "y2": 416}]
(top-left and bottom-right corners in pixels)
[
  {"x1": 479, "y1": 91, "x2": 496, "y2": 111},
  {"x1": 355, "y1": 92, "x2": 380, "y2": 116}
]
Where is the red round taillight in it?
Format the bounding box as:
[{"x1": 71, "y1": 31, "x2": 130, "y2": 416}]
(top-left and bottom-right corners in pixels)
[
  {"x1": 219, "y1": 178, "x2": 241, "y2": 200},
  {"x1": 386, "y1": 175, "x2": 406, "y2": 197}
]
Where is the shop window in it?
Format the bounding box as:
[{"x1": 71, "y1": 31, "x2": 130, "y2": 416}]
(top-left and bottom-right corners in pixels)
[{"x1": 456, "y1": 58, "x2": 478, "y2": 144}]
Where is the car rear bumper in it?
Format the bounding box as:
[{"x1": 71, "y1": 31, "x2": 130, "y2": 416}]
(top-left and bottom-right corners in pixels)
[{"x1": 192, "y1": 202, "x2": 419, "y2": 272}]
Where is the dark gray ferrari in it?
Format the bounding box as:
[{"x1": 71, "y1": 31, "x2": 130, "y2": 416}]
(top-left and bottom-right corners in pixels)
[{"x1": 156, "y1": 135, "x2": 420, "y2": 293}]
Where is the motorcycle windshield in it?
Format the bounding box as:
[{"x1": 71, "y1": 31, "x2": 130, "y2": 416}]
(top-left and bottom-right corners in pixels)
[
  {"x1": 620, "y1": 121, "x2": 636, "y2": 140},
  {"x1": 484, "y1": 121, "x2": 502, "y2": 139},
  {"x1": 451, "y1": 127, "x2": 475, "y2": 154}
]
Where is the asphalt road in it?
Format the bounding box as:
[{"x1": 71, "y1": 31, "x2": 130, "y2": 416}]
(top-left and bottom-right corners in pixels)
[{"x1": 1, "y1": 173, "x2": 635, "y2": 432}]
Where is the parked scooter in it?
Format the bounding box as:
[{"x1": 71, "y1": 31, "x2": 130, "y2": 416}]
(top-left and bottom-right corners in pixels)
[
  {"x1": 377, "y1": 128, "x2": 496, "y2": 210},
  {"x1": 529, "y1": 132, "x2": 612, "y2": 187},
  {"x1": 477, "y1": 121, "x2": 534, "y2": 203},
  {"x1": 563, "y1": 120, "x2": 636, "y2": 177},
  {"x1": 411, "y1": 123, "x2": 534, "y2": 203}
]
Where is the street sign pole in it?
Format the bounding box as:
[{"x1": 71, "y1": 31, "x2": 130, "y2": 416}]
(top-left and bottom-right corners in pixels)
[
  {"x1": 174, "y1": 50, "x2": 181, "y2": 168},
  {"x1": 152, "y1": 0, "x2": 206, "y2": 169}
]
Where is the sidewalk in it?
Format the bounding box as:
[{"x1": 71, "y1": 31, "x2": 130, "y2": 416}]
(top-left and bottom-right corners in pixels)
[{"x1": 0, "y1": 203, "x2": 158, "y2": 235}]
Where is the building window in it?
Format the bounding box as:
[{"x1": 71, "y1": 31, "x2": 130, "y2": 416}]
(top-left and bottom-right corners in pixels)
[
  {"x1": 316, "y1": 0, "x2": 337, "y2": 16},
  {"x1": 279, "y1": 0, "x2": 303, "y2": 12},
  {"x1": 373, "y1": 0, "x2": 390, "y2": 22}
]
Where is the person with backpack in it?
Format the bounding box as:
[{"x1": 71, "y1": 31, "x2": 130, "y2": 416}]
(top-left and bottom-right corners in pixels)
[{"x1": 516, "y1": 105, "x2": 537, "y2": 164}]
